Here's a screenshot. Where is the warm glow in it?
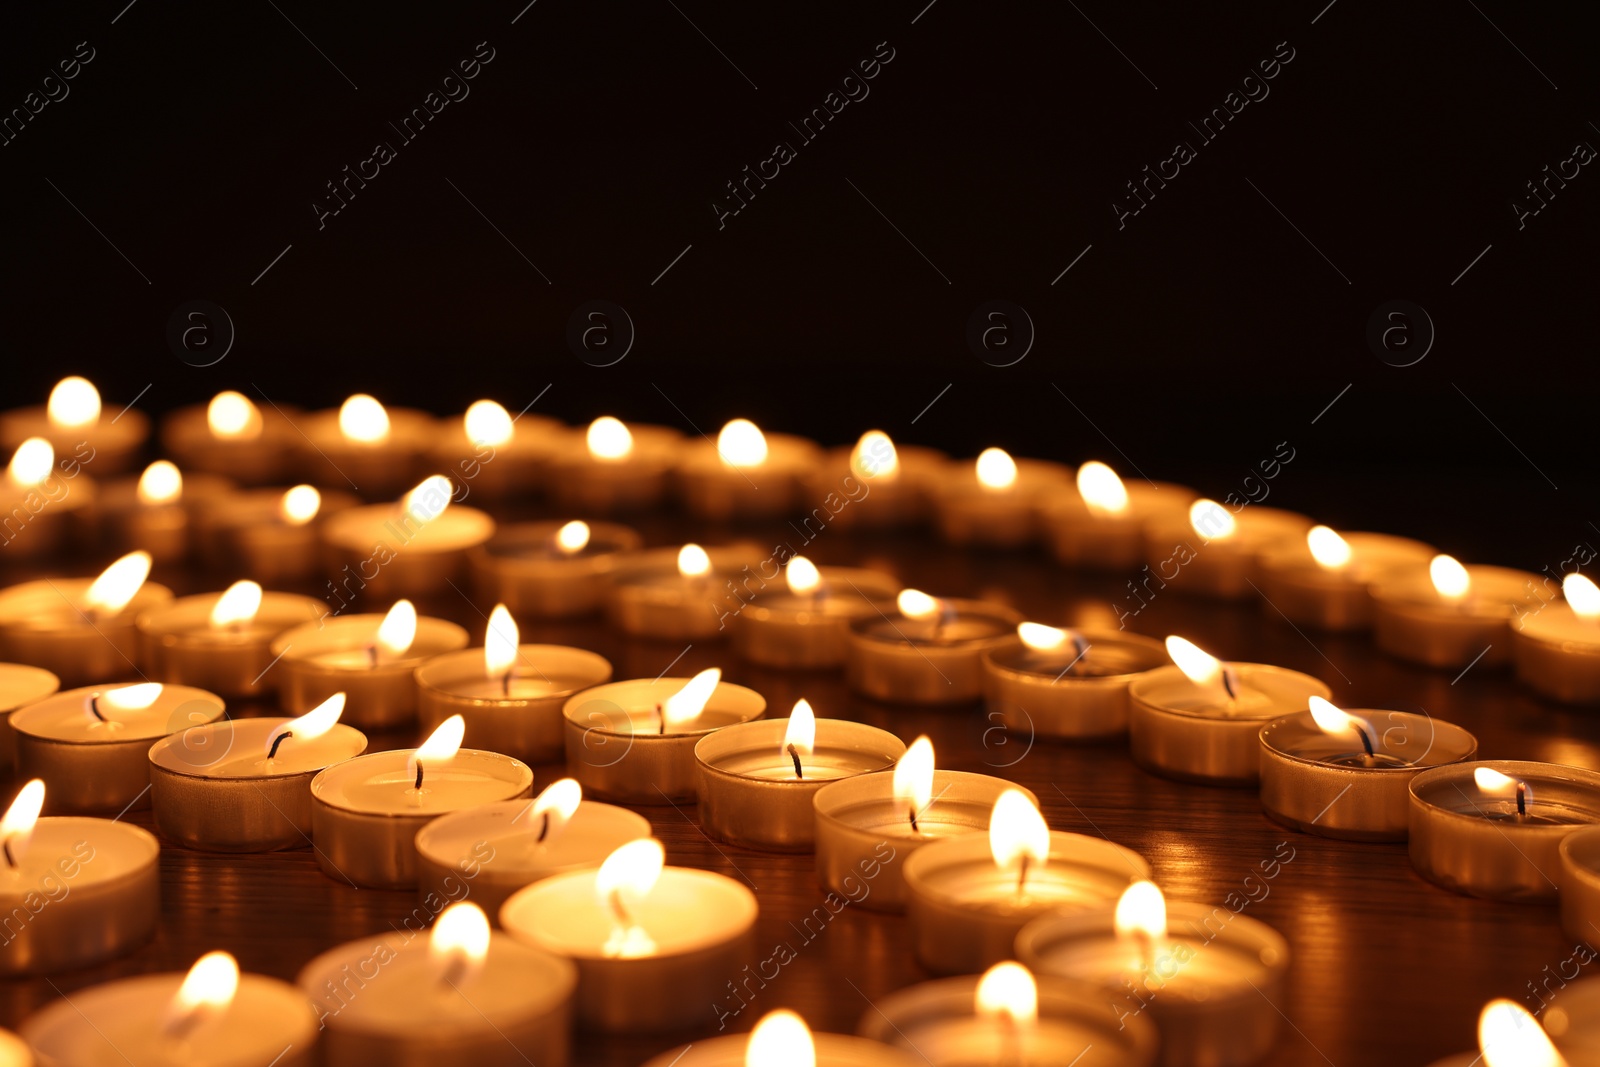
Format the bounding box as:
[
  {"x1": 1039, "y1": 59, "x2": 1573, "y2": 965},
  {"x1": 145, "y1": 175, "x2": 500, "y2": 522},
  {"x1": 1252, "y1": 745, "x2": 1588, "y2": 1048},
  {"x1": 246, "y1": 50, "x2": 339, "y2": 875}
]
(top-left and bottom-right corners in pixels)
[
  {"x1": 265, "y1": 693, "x2": 345, "y2": 755},
  {"x1": 82, "y1": 551, "x2": 153, "y2": 616},
  {"x1": 556, "y1": 520, "x2": 591, "y2": 554},
  {"x1": 660, "y1": 667, "x2": 720, "y2": 730},
  {"x1": 1307, "y1": 526, "x2": 1352, "y2": 570},
  {"x1": 850, "y1": 430, "x2": 899, "y2": 481},
  {"x1": 375, "y1": 600, "x2": 419, "y2": 662},
  {"x1": 1018, "y1": 622, "x2": 1069, "y2": 653},
  {"x1": 596, "y1": 837, "x2": 665, "y2": 914},
  {"x1": 782, "y1": 699, "x2": 816, "y2": 775},
  {"x1": 47, "y1": 377, "x2": 100, "y2": 429},
  {"x1": 209, "y1": 581, "x2": 263, "y2": 628},
  {"x1": 402, "y1": 475, "x2": 452, "y2": 523},
  {"x1": 464, "y1": 400, "x2": 514, "y2": 447},
  {"x1": 280, "y1": 485, "x2": 322, "y2": 525},
  {"x1": 745, "y1": 1010, "x2": 815, "y2": 1067},
  {"x1": 137, "y1": 460, "x2": 183, "y2": 505},
  {"x1": 206, "y1": 391, "x2": 262, "y2": 440},
  {"x1": 1114, "y1": 880, "x2": 1168, "y2": 943},
  {"x1": 677, "y1": 543, "x2": 712, "y2": 579},
  {"x1": 339, "y1": 394, "x2": 390, "y2": 443},
  {"x1": 897, "y1": 588, "x2": 939, "y2": 620},
  {"x1": 893, "y1": 736, "x2": 935, "y2": 820},
  {"x1": 1165, "y1": 636, "x2": 1225, "y2": 688},
  {"x1": 429, "y1": 902, "x2": 491, "y2": 986},
  {"x1": 786, "y1": 556, "x2": 822, "y2": 597},
  {"x1": 1475, "y1": 767, "x2": 1525, "y2": 800},
  {"x1": 409, "y1": 715, "x2": 466, "y2": 785},
  {"x1": 1189, "y1": 499, "x2": 1237, "y2": 540},
  {"x1": 517, "y1": 778, "x2": 583, "y2": 841},
  {"x1": 1431, "y1": 555, "x2": 1471, "y2": 601},
  {"x1": 975, "y1": 447, "x2": 1018, "y2": 491},
  {"x1": 1479, "y1": 998, "x2": 1566, "y2": 1067},
  {"x1": 717, "y1": 419, "x2": 769, "y2": 468},
  {"x1": 1564, "y1": 574, "x2": 1600, "y2": 620},
  {"x1": 101, "y1": 683, "x2": 163, "y2": 711},
  {"x1": 587, "y1": 416, "x2": 634, "y2": 460},
  {"x1": 1308, "y1": 696, "x2": 1372, "y2": 743},
  {"x1": 7, "y1": 438, "x2": 54, "y2": 487},
  {"x1": 0, "y1": 780, "x2": 45, "y2": 867},
  {"x1": 989, "y1": 789, "x2": 1050, "y2": 874},
  {"x1": 485, "y1": 604, "x2": 519, "y2": 682},
  {"x1": 168, "y1": 951, "x2": 239, "y2": 1033},
  {"x1": 1077, "y1": 461, "x2": 1129, "y2": 516},
  {"x1": 975, "y1": 962, "x2": 1039, "y2": 1027}
]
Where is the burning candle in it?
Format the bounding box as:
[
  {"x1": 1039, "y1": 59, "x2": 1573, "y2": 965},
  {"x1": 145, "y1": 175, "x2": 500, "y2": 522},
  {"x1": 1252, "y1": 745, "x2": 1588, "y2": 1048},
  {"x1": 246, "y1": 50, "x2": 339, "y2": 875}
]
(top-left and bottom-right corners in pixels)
[
  {"x1": 1409, "y1": 760, "x2": 1600, "y2": 901},
  {"x1": 1143, "y1": 500, "x2": 1312, "y2": 599},
  {"x1": 500, "y1": 837, "x2": 758, "y2": 1033},
  {"x1": 562, "y1": 668, "x2": 765, "y2": 802},
  {"x1": 298, "y1": 394, "x2": 438, "y2": 497},
  {"x1": 606, "y1": 542, "x2": 761, "y2": 640},
  {"x1": 802, "y1": 430, "x2": 948, "y2": 529},
  {"x1": 135, "y1": 580, "x2": 325, "y2": 697},
  {"x1": 1559, "y1": 826, "x2": 1600, "y2": 949},
  {"x1": 647, "y1": 1008, "x2": 925, "y2": 1066},
  {"x1": 1371, "y1": 554, "x2": 1542, "y2": 669},
  {"x1": 0, "y1": 551, "x2": 173, "y2": 686},
  {"x1": 159, "y1": 391, "x2": 298, "y2": 484},
  {"x1": 199, "y1": 484, "x2": 357, "y2": 584},
  {"x1": 981, "y1": 622, "x2": 1168, "y2": 740},
  {"x1": 813, "y1": 736, "x2": 1034, "y2": 911},
  {"x1": 1257, "y1": 525, "x2": 1436, "y2": 631},
  {"x1": 148, "y1": 692, "x2": 368, "y2": 851},
  {"x1": 902, "y1": 790, "x2": 1149, "y2": 975},
  {"x1": 299, "y1": 901, "x2": 575, "y2": 1067},
  {"x1": 547, "y1": 417, "x2": 685, "y2": 513},
  {"x1": 1425, "y1": 999, "x2": 1568, "y2": 1066},
  {"x1": 932, "y1": 447, "x2": 1071, "y2": 549},
  {"x1": 1127, "y1": 636, "x2": 1331, "y2": 785},
  {"x1": 470, "y1": 519, "x2": 643, "y2": 618},
  {"x1": 0, "y1": 664, "x2": 58, "y2": 775},
  {"x1": 845, "y1": 588, "x2": 1023, "y2": 704},
  {"x1": 695, "y1": 698, "x2": 906, "y2": 851},
  {"x1": 431, "y1": 399, "x2": 564, "y2": 502},
  {"x1": 272, "y1": 599, "x2": 468, "y2": 729},
  {"x1": 676, "y1": 417, "x2": 821, "y2": 521},
  {"x1": 94, "y1": 459, "x2": 233, "y2": 563},
  {"x1": 320, "y1": 474, "x2": 495, "y2": 599},
  {"x1": 414, "y1": 778, "x2": 651, "y2": 923},
  {"x1": 1513, "y1": 573, "x2": 1600, "y2": 704},
  {"x1": 24, "y1": 950, "x2": 319, "y2": 1066},
  {"x1": 1041, "y1": 462, "x2": 1194, "y2": 570},
  {"x1": 0, "y1": 437, "x2": 94, "y2": 561},
  {"x1": 1257, "y1": 697, "x2": 1477, "y2": 840},
  {"x1": 1017, "y1": 880, "x2": 1290, "y2": 1067},
  {"x1": 415, "y1": 603, "x2": 613, "y2": 764},
  {"x1": 308, "y1": 714, "x2": 534, "y2": 888},
  {"x1": 0, "y1": 779, "x2": 160, "y2": 976},
  {"x1": 729, "y1": 555, "x2": 901, "y2": 669},
  {"x1": 0, "y1": 376, "x2": 148, "y2": 475}
]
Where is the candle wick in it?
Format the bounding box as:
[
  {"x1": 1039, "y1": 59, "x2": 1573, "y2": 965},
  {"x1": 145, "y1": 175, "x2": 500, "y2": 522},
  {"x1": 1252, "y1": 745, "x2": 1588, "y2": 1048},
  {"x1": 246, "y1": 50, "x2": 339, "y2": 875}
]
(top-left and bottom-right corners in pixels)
[
  {"x1": 266, "y1": 731, "x2": 292, "y2": 761},
  {"x1": 414, "y1": 762, "x2": 425, "y2": 791},
  {"x1": 1355, "y1": 725, "x2": 1376, "y2": 758},
  {"x1": 89, "y1": 695, "x2": 107, "y2": 722},
  {"x1": 608, "y1": 888, "x2": 632, "y2": 928},
  {"x1": 1017, "y1": 855, "x2": 1030, "y2": 897},
  {"x1": 1517, "y1": 782, "x2": 1527, "y2": 818},
  {"x1": 1, "y1": 840, "x2": 14, "y2": 870},
  {"x1": 536, "y1": 812, "x2": 550, "y2": 844},
  {"x1": 787, "y1": 743, "x2": 803, "y2": 779},
  {"x1": 439, "y1": 954, "x2": 467, "y2": 989},
  {"x1": 657, "y1": 703, "x2": 666, "y2": 735},
  {"x1": 368, "y1": 643, "x2": 379, "y2": 668},
  {"x1": 908, "y1": 806, "x2": 920, "y2": 834},
  {"x1": 1221, "y1": 667, "x2": 1239, "y2": 701},
  {"x1": 501, "y1": 671, "x2": 512, "y2": 698}
]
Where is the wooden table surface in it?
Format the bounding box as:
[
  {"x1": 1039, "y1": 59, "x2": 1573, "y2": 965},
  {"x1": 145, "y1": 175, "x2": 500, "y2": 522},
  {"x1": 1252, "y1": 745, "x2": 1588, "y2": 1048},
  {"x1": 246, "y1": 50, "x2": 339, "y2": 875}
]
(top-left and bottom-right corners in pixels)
[{"x1": 2, "y1": 506, "x2": 1594, "y2": 1067}]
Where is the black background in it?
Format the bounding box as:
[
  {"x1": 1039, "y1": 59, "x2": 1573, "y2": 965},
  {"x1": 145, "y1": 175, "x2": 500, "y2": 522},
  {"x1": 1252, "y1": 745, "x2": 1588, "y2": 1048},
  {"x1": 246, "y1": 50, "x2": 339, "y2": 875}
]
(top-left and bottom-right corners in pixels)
[{"x1": 1, "y1": 0, "x2": 1594, "y2": 568}]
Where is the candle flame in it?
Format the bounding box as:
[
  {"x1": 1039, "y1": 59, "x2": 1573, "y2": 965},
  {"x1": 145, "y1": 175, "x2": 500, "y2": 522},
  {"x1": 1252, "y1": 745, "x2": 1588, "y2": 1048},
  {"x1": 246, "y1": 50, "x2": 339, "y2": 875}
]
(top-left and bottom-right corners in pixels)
[
  {"x1": 897, "y1": 588, "x2": 940, "y2": 620},
  {"x1": 556, "y1": 520, "x2": 591, "y2": 555},
  {"x1": 587, "y1": 416, "x2": 634, "y2": 460},
  {"x1": 596, "y1": 837, "x2": 664, "y2": 952},
  {"x1": 100, "y1": 683, "x2": 163, "y2": 712},
  {"x1": 1114, "y1": 880, "x2": 1168, "y2": 942},
  {"x1": 782, "y1": 699, "x2": 816, "y2": 775},
  {"x1": 516, "y1": 778, "x2": 583, "y2": 841},
  {"x1": 1307, "y1": 526, "x2": 1352, "y2": 570},
  {"x1": 206, "y1": 391, "x2": 262, "y2": 440},
  {"x1": 745, "y1": 1010, "x2": 815, "y2": 1067},
  {"x1": 408, "y1": 714, "x2": 465, "y2": 786},
  {"x1": 786, "y1": 556, "x2": 822, "y2": 597},
  {"x1": 1189, "y1": 498, "x2": 1237, "y2": 540},
  {"x1": 209, "y1": 581, "x2": 263, "y2": 629},
  {"x1": 464, "y1": 400, "x2": 514, "y2": 447},
  {"x1": 0, "y1": 780, "x2": 45, "y2": 867},
  {"x1": 1480, "y1": 999, "x2": 1567, "y2": 1067},
  {"x1": 1018, "y1": 622, "x2": 1070, "y2": 652},
  {"x1": 265, "y1": 692, "x2": 345, "y2": 755},
  {"x1": 429, "y1": 902, "x2": 491, "y2": 987},
  {"x1": 1307, "y1": 696, "x2": 1374, "y2": 745},
  {"x1": 82, "y1": 551, "x2": 153, "y2": 615},
  {"x1": 401, "y1": 475, "x2": 452, "y2": 523},
  {"x1": 280, "y1": 485, "x2": 322, "y2": 525},
  {"x1": 48, "y1": 377, "x2": 101, "y2": 429},
  {"x1": 137, "y1": 460, "x2": 183, "y2": 505},
  {"x1": 485, "y1": 604, "x2": 519, "y2": 683},
  {"x1": 375, "y1": 600, "x2": 419, "y2": 662},
  {"x1": 167, "y1": 951, "x2": 239, "y2": 1035},
  {"x1": 989, "y1": 789, "x2": 1050, "y2": 876},
  {"x1": 339, "y1": 394, "x2": 390, "y2": 443},
  {"x1": 850, "y1": 430, "x2": 899, "y2": 481},
  {"x1": 893, "y1": 736, "x2": 935, "y2": 820},
  {"x1": 1474, "y1": 766, "x2": 1529, "y2": 807},
  {"x1": 975, "y1": 447, "x2": 1018, "y2": 491},
  {"x1": 975, "y1": 962, "x2": 1039, "y2": 1027},
  {"x1": 660, "y1": 667, "x2": 720, "y2": 730},
  {"x1": 1564, "y1": 574, "x2": 1600, "y2": 621},
  {"x1": 7, "y1": 438, "x2": 54, "y2": 487},
  {"x1": 1077, "y1": 461, "x2": 1129, "y2": 516},
  {"x1": 1165, "y1": 636, "x2": 1224, "y2": 687},
  {"x1": 677, "y1": 543, "x2": 712, "y2": 579},
  {"x1": 1431, "y1": 555, "x2": 1471, "y2": 601}
]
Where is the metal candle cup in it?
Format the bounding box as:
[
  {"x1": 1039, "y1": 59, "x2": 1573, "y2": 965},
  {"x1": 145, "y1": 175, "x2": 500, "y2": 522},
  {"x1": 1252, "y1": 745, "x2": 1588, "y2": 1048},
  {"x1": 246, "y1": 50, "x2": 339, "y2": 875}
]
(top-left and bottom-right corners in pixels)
[
  {"x1": 1258, "y1": 710, "x2": 1477, "y2": 841},
  {"x1": 1559, "y1": 827, "x2": 1600, "y2": 946},
  {"x1": 0, "y1": 664, "x2": 59, "y2": 774},
  {"x1": 902, "y1": 830, "x2": 1150, "y2": 975},
  {"x1": 90, "y1": 472, "x2": 233, "y2": 564},
  {"x1": 12, "y1": 684, "x2": 226, "y2": 815},
  {"x1": 0, "y1": 405, "x2": 147, "y2": 477},
  {"x1": 296, "y1": 405, "x2": 437, "y2": 497},
  {"x1": 320, "y1": 501, "x2": 495, "y2": 600},
  {"x1": 982, "y1": 631, "x2": 1168, "y2": 741},
  {"x1": 546, "y1": 424, "x2": 684, "y2": 513},
  {"x1": 729, "y1": 567, "x2": 899, "y2": 669},
  {"x1": 1371, "y1": 565, "x2": 1541, "y2": 669},
  {"x1": 933, "y1": 459, "x2": 1071, "y2": 549},
  {"x1": 272, "y1": 614, "x2": 469, "y2": 729},
  {"x1": 0, "y1": 578, "x2": 172, "y2": 688},
  {"x1": 415, "y1": 644, "x2": 613, "y2": 765},
  {"x1": 605, "y1": 545, "x2": 762, "y2": 640},
  {"x1": 1041, "y1": 481, "x2": 1195, "y2": 571},
  {"x1": 813, "y1": 772, "x2": 1035, "y2": 912},
  {"x1": 562, "y1": 677, "x2": 765, "y2": 803},
  {"x1": 1127, "y1": 664, "x2": 1331, "y2": 786},
  {"x1": 1017, "y1": 901, "x2": 1291, "y2": 1067},
  {"x1": 675, "y1": 432, "x2": 821, "y2": 522},
  {"x1": 159, "y1": 402, "x2": 300, "y2": 484},
  {"x1": 695, "y1": 718, "x2": 905, "y2": 852},
  {"x1": 135, "y1": 590, "x2": 325, "y2": 698},
  {"x1": 643, "y1": 1034, "x2": 923, "y2": 1067},
  {"x1": 469, "y1": 521, "x2": 642, "y2": 618},
  {"x1": 1409, "y1": 760, "x2": 1600, "y2": 902},
  {"x1": 845, "y1": 599, "x2": 1023, "y2": 705},
  {"x1": 1256, "y1": 533, "x2": 1436, "y2": 631},
  {"x1": 1512, "y1": 604, "x2": 1600, "y2": 704},
  {"x1": 147, "y1": 717, "x2": 368, "y2": 852},
  {"x1": 1143, "y1": 506, "x2": 1312, "y2": 599}
]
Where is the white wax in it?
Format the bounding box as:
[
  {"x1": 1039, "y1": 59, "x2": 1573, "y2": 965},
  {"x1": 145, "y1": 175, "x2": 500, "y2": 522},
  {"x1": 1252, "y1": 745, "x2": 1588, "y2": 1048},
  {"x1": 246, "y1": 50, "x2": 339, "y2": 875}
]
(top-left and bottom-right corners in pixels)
[
  {"x1": 0, "y1": 663, "x2": 58, "y2": 710},
  {"x1": 0, "y1": 817, "x2": 157, "y2": 899},
  {"x1": 416, "y1": 799, "x2": 650, "y2": 881},
  {"x1": 11, "y1": 684, "x2": 224, "y2": 743},
  {"x1": 149, "y1": 718, "x2": 367, "y2": 778},
  {"x1": 322, "y1": 504, "x2": 494, "y2": 554},
  {"x1": 502, "y1": 867, "x2": 756, "y2": 958},
  {"x1": 138, "y1": 592, "x2": 322, "y2": 645},
  {"x1": 312, "y1": 749, "x2": 530, "y2": 815}
]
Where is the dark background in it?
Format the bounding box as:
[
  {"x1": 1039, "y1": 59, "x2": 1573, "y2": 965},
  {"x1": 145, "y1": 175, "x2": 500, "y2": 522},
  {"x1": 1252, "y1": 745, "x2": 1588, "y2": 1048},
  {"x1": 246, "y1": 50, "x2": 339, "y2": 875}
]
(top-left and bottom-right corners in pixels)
[{"x1": 1, "y1": 0, "x2": 1594, "y2": 568}]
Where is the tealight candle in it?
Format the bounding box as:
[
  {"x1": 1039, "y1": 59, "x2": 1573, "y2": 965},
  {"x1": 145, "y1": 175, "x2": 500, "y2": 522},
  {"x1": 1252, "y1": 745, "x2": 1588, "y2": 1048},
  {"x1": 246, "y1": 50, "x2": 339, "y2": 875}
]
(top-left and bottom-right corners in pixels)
[
  {"x1": 1409, "y1": 761, "x2": 1600, "y2": 902},
  {"x1": 1041, "y1": 462, "x2": 1195, "y2": 570},
  {"x1": 802, "y1": 431, "x2": 948, "y2": 529},
  {"x1": 135, "y1": 580, "x2": 325, "y2": 697},
  {"x1": 1143, "y1": 500, "x2": 1313, "y2": 599},
  {"x1": 320, "y1": 475, "x2": 495, "y2": 599},
  {"x1": 24, "y1": 950, "x2": 318, "y2": 1067},
  {"x1": 414, "y1": 780, "x2": 650, "y2": 922},
  {"x1": 845, "y1": 589, "x2": 1023, "y2": 704},
  {"x1": 198, "y1": 484, "x2": 357, "y2": 584},
  {"x1": 982, "y1": 623, "x2": 1168, "y2": 740},
  {"x1": 903, "y1": 790, "x2": 1149, "y2": 975},
  {"x1": 0, "y1": 437, "x2": 95, "y2": 561},
  {"x1": 415, "y1": 604, "x2": 613, "y2": 764},
  {"x1": 649, "y1": 1008, "x2": 924, "y2": 1067},
  {"x1": 932, "y1": 448, "x2": 1072, "y2": 549},
  {"x1": 0, "y1": 780, "x2": 160, "y2": 975},
  {"x1": 469, "y1": 519, "x2": 642, "y2": 618},
  {"x1": 1371, "y1": 554, "x2": 1542, "y2": 669},
  {"x1": 1127, "y1": 636, "x2": 1331, "y2": 785},
  {"x1": 12, "y1": 682, "x2": 225, "y2": 814},
  {"x1": 299, "y1": 902, "x2": 574, "y2": 1067},
  {"x1": 1017, "y1": 880, "x2": 1290, "y2": 1067},
  {"x1": 1559, "y1": 826, "x2": 1600, "y2": 947},
  {"x1": 0, "y1": 664, "x2": 58, "y2": 774},
  {"x1": 606, "y1": 542, "x2": 761, "y2": 640},
  {"x1": 546, "y1": 417, "x2": 684, "y2": 513},
  {"x1": 1426, "y1": 999, "x2": 1567, "y2": 1067},
  {"x1": 675, "y1": 418, "x2": 821, "y2": 522},
  {"x1": 695, "y1": 699, "x2": 905, "y2": 851},
  {"x1": 858, "y1": 961, "x2": 1160, "y2": 1067},
  {"x1": 0, "y1": 1030, "x2": 27, "y2": 1066},
  {"x1": 1513, "y1": 573, "x2": 1600, "y2": 704},
  {"x1": 813, "y1": 737, "x2": 1035, "y2": 911},
  {"x1": 0, "y1": 551, "x2": 173, "y2": 687},
  {"x1": 562, "y1": 669, "x2": 765, "y2": 802},
  {"x1": 148, "y1": 693, "x2": 368, "y2": 851},
  {"x1": 1258, "y1": 698, "x2": 1477, "y2": 841},
  {"x1": 1543, "y1": 977, "x2": 1600, "y2": 1064},
  {"x1": 430, "y1": 399, "x2": 564, "y2": 500},
  {"x1": 273, "y1": 600, "x2": 469, "y2": 729},
  {"x1": 309, "y1": 715, "x2": 534, "y2": 888},
  {"x1": 159, "y1": 392, "x2": 299, "y2": 484},
  {"x1": 0, "y1": 377, "x2": 147, "y2": 475},
  {"x1": 1256, "y1": 525, "x2": 1436, "y2": 631},
  {"x1": 729, "y1": 556, "x2": 900, "y2": 669},
  {"x1": 298, "y1": 394, "x2": 437, "y2": 497},
  {"x1": 500, "y1": 837, "x2": 758, "y2": 1033},
  {"x1": 91, "y1": 460, "x2": 233, "y2": 563}
]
